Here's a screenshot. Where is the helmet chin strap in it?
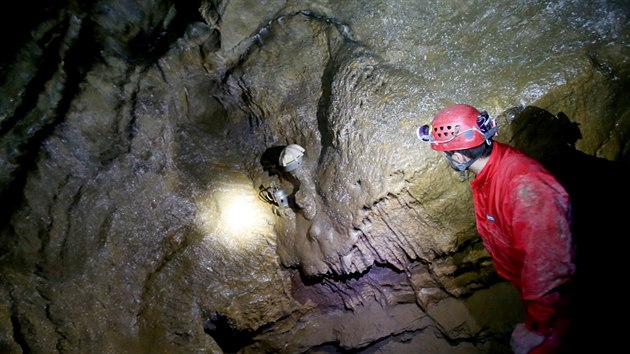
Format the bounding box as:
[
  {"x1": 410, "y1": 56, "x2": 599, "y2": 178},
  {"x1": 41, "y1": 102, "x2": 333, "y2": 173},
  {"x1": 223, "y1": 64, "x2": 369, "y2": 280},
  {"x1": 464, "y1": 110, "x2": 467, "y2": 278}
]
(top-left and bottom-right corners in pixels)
[{"x1": 444, "y1": 153, "x2": 477, "y2": 180}]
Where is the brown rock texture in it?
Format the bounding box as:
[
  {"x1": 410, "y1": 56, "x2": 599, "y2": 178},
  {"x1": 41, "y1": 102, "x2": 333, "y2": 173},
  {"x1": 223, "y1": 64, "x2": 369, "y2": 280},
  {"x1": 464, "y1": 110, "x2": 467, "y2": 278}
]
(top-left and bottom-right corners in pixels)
[{"x1": 0, "y1": 0, "x2": 628, "y2": 353}]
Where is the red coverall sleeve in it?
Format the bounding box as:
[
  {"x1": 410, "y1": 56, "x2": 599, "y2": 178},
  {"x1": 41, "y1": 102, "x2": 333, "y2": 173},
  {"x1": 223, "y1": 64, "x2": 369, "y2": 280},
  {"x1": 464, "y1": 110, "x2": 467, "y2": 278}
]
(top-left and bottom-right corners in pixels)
[{"x1": 510, "y1": 176, "x2": 575, "y2": 334}]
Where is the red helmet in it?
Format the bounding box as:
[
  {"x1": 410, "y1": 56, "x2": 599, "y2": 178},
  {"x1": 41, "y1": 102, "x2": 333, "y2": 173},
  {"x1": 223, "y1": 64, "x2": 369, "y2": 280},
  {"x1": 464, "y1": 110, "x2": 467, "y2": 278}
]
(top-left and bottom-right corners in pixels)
[{"x1": 418, "y1": 104, "x2": 497, "y2": 151}]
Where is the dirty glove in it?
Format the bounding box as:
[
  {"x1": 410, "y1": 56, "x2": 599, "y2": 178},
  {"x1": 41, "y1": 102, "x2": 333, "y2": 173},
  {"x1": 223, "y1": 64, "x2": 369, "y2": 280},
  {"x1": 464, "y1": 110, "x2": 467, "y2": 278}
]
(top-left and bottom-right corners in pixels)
[{"x1": 510, "y1": 323, "x2": 546, "y2": 354}]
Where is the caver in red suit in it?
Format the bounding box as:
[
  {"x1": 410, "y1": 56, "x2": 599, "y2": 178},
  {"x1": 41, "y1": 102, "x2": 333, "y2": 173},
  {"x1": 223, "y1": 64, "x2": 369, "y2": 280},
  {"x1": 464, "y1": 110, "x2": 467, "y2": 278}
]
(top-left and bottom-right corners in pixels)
[
  {"x1": 471, "y1": 141, "x2": 576, "y2": 354},
  {"x1": 418, "y1": 104, "x2": 577, "y2": 354}
]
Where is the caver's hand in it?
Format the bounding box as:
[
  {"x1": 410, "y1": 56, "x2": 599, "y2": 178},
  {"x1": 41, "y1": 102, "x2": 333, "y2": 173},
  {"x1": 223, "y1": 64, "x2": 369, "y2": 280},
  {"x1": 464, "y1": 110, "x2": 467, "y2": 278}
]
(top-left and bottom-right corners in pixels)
[{"x1": 510, "y1": 323, "x2": 546, "y2": 354}]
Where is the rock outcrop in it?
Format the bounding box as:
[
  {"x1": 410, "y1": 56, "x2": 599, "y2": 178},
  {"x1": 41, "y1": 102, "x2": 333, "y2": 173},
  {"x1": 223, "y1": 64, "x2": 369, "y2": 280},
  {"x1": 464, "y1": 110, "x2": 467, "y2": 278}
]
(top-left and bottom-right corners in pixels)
[{"x1": 0, "y1": 1, "x2": 628, "y2": 353}]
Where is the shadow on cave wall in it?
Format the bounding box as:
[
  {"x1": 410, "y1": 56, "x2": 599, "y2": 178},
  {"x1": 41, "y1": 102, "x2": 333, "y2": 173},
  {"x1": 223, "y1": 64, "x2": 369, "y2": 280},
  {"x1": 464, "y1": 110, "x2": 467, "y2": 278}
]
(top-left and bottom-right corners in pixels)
[
  {"x1": 508, "y1": 106, "x2": 629, "y2": 346},
  {"x1": 203, "y1": 311, "x2": 255, "y2": 353},
  {"x1": 509, "y1": 106, "x2": 629, "y2": 260}
]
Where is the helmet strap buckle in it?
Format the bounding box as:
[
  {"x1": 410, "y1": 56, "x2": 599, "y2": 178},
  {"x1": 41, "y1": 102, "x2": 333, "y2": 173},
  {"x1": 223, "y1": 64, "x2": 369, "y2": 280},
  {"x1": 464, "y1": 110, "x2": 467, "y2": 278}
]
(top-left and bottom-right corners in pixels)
[{"x1": 444, "y1": 152, "x2": 476, "y2": 180}]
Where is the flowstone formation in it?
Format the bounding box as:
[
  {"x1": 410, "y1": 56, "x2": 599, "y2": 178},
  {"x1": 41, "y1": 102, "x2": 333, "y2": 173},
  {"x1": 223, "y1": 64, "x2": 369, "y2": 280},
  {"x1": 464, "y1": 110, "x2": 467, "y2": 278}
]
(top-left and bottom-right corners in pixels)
[{"x1": 0, "y1": 1, "x2": 628, "y2": 353}]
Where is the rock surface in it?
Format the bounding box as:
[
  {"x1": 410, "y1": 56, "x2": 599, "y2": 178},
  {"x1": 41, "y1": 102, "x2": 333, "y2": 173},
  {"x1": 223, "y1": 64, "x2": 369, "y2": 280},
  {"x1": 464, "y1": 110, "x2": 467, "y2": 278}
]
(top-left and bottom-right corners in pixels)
[{"x1": 0, "y1": 0, "x2": 628, "y2": 353}]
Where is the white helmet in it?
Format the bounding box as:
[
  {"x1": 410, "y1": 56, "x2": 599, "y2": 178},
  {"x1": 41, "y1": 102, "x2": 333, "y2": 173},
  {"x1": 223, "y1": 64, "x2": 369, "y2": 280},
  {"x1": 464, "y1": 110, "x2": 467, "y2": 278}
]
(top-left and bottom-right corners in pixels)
[{"x1": 279, "y1": 144, "x2": 305, "y2": 171}]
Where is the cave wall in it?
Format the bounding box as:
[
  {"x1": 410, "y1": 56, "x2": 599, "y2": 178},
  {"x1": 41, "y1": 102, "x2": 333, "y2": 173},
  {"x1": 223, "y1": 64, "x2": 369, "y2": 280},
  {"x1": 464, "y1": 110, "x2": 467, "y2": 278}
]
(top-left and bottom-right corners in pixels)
[{"x1": 0, "y1": 0, "x2": 628, "y2": 353}]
